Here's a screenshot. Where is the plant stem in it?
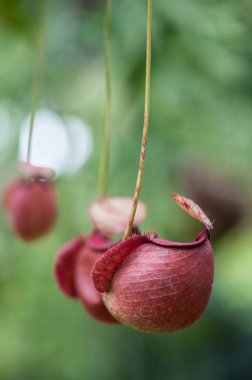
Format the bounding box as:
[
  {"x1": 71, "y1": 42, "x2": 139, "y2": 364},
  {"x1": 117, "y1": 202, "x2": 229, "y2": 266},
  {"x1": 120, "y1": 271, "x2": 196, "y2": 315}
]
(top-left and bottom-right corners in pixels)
[
  {"x1": 27, "y1": 0, "x2": 45, "y2": 163},
  {"x1": 99, "y1": 0, "x2": 111, "y2": 197},
  {"x1": 124, "y1": 0, "x2": 152, "y2": 239}
]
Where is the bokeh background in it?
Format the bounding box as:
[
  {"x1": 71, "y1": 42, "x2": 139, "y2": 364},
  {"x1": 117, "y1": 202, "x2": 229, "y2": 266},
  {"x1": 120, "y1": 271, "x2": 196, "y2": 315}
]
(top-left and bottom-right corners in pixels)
[{"x1": 1, "y1": 0, "x2": 252, "y2": 379}]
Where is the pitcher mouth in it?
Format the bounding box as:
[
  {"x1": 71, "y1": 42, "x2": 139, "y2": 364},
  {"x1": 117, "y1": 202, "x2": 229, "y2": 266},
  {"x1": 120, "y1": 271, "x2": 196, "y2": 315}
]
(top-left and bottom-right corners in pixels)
[
  {"x1": 87, "y1": 229, "x2": 209, "y2": 252},
  {"x1": 148, "y1": 229, "x2": 210, "y2": 249}
]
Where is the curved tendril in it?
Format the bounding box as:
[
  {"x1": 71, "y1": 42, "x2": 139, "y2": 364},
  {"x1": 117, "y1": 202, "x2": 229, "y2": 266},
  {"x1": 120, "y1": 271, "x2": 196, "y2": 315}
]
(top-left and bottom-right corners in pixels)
[
  {"x1": 27, "y1": 0, "x2": 45, "y2": 163},
  {"x1": 124, "y1": 0, "x2": 153, "y2": 239},
  {"x1": 99, "y1": 0, "x2": 111, "y2": 197}
]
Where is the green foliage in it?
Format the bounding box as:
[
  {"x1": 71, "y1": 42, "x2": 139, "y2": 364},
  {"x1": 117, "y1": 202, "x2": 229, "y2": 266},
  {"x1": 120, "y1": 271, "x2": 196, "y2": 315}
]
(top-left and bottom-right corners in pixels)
[{"x1": 1, "y1": 0, "x2": 252, "y2": 379}]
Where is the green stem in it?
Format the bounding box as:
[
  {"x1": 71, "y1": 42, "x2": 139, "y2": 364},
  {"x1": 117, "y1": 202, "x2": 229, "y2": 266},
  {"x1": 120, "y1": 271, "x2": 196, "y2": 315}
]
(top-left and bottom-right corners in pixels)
[
  {"x1": 99, "y1": 0, "x2": 111, "y2": 197},
  {"x1": 124, "y1": 0, "x2": 152, "y2": 239},
  {"x1": 27, "y1": 0, "x2": 45, "y2": 163}
]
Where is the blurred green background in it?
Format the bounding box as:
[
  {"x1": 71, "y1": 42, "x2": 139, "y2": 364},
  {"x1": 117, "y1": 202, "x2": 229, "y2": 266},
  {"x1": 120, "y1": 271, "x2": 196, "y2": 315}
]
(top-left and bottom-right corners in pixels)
[{"x1": 1, "y1": 0, "x2": 252, "y2": 379}]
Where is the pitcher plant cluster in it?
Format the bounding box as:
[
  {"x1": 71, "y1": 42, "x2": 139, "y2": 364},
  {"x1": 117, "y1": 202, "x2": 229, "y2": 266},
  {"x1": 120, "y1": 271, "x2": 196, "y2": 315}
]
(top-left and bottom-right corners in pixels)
[{"x1": 3, "y1": 0, "x2": 214, "y2": 334}]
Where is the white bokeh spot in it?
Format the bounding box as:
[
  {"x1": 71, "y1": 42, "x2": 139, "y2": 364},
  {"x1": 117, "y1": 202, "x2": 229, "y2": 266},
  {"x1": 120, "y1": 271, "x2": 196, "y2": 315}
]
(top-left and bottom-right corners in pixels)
[{"x1": 19, "y1": 109, "x2": 93, "y2": 177}]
